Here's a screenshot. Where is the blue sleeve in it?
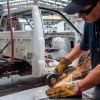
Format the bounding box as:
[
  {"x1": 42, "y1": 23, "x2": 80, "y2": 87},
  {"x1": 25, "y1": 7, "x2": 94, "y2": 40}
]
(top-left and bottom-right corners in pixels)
[{"x1": 80, "y1": 23, "x2": 89, "y2": 51}]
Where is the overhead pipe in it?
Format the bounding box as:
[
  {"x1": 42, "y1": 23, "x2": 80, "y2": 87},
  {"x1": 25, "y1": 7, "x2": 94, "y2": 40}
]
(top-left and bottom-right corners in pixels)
[{"x1": 7, "y1": 0, "x2": 14, "y2": 62}]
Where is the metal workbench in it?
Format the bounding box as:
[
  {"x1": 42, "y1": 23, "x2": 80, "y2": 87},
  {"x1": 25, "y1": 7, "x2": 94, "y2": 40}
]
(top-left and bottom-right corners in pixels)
[
  {"x1": 0, "y1": 85, "x2": 100, "y2": 100},
  {"x1": 0, "y1": 75, "x2": 99, "y2": 100}
]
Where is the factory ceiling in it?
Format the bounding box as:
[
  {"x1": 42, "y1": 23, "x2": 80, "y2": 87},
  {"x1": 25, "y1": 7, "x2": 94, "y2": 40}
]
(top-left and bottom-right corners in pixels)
[
  {"x1": 0, "y1": 0, "x2": 68, "y2": 11},
  {"x1": 0, "y1": 0, "x2": 83, "y2": 22}
]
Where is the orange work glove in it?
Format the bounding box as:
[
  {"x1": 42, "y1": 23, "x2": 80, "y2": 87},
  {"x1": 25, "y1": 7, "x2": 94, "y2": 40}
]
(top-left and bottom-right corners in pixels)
[
  {"x1": 46, "y1": 82, "x2": 81, "y2": 98},
  {"x1": 55, "y1": 57, "x2": 71, "y2": 75}
]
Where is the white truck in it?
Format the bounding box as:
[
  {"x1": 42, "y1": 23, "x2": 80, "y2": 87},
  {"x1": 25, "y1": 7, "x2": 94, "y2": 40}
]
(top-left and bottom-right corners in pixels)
[{"x1": 0, "y1": 5, "x2": 81, "y2": 86}]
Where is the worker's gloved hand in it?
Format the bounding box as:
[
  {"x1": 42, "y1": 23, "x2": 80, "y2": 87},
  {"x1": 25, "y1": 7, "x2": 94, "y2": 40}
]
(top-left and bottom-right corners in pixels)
[
  {"x1": 55, "y1": 57, "x2": 72, "y2": 75},
  {"x1": 46, "y1": 82, "x2": 81, "y2": 98}
]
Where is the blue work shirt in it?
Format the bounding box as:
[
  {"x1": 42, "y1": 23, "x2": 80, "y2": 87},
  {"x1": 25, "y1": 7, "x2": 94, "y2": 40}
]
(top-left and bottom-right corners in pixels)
[
  {"x1": 80, "y1": 20, "x2": 100, "y2": 69},
  {"x1": 0, "y1": 9, "x2": 5, "y2": 15}
]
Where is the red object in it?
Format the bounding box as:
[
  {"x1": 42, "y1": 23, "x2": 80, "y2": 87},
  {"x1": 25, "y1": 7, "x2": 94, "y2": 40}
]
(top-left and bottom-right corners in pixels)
[{"x1": 7, "y1": 1, "x2": 14, "y2": 62}]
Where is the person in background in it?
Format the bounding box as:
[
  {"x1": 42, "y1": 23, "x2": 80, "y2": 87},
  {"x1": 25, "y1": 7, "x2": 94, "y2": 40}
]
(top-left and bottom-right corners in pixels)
[
  {"x1": 0, "y1": 4, "x2": 5, "y2": 18},
  {"x1": 46, "y1": 0, "x2": 100, "y2": 98}
]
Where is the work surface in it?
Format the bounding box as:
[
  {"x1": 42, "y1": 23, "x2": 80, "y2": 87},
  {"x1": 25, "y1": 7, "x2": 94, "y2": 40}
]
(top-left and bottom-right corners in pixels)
[{"x1": 0, "y1": 85, "x2": 100, "y2": 100}]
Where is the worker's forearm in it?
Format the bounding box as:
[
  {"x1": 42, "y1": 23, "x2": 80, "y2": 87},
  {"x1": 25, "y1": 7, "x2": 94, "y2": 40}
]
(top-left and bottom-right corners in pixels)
[
  {"x1": 65, "y1": 44, "x2": 84, "y2": 62},
  {"x1": 78, "y1": 64, "x2": 100, "y2": 91}
]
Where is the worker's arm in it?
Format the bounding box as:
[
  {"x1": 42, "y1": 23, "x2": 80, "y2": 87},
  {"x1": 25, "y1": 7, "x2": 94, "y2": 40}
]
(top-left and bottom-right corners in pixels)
[
  {"x1": 55, "y1": 43, "x2": 85, "y2": 75},
  {"x1": 78, "y1": 64, "x2": 100, "y2": 91},
  {"x1": 65, "y1": 43, "x2": 85, "y2": 62}
]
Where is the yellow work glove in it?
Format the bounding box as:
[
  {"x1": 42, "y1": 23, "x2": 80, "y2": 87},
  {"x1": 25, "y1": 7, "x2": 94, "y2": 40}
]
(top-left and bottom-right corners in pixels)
[
  {"x1": 46, "y1": 82, "x2": 80, "y2": 98},
  {"x1": 55, "y1": 57, "x2": 72, "y2": 75}
]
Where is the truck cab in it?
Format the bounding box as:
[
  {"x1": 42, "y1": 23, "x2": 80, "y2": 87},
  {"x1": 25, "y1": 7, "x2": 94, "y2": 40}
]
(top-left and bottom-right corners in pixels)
[{"x1": 0, "y1": 5, "x2": 81, "y2": 78}]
